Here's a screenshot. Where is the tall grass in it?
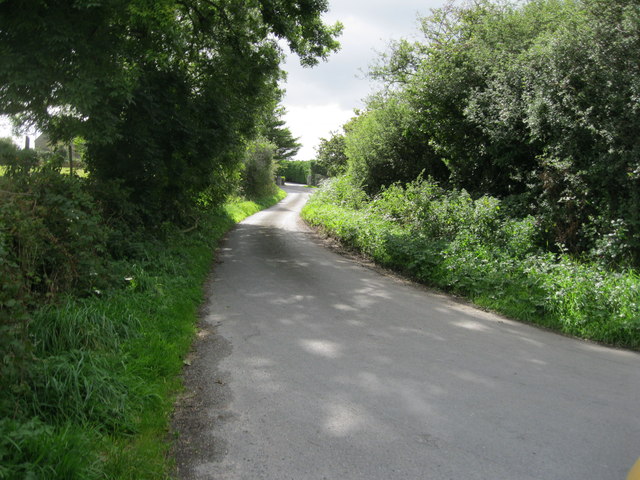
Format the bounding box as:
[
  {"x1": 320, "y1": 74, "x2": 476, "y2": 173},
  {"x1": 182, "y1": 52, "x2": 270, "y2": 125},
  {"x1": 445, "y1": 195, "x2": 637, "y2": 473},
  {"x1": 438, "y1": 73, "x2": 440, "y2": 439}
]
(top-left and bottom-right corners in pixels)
[
  {"x1": 0, "y1": 189, "x2": 286, "y2": 479},
  {"x1": 302, "y1": 177, "x2": 640, "y2": 349}
]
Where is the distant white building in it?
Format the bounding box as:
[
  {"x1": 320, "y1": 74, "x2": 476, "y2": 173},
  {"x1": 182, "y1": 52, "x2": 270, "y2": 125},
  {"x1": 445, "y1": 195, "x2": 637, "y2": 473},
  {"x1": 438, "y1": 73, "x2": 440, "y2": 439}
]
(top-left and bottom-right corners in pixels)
[
  {"x1": 34, "y1": 133, "x2": 81, "y2": 161},
  {"x1": 34, "y1": 133, "x2": 51, "y2": 152}
]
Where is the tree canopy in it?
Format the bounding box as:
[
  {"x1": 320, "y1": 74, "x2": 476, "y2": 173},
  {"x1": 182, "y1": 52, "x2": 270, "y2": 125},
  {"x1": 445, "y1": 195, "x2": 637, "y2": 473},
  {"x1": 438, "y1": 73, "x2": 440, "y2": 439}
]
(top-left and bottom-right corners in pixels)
[
  {"x1": 0, "y1": 0, "x2": 341, "y2": 221},
  {"x1": 258, "y1": 105, "x2": 301, "y2": 163},
  {"x1": 336, "y1": 0, "x2": 640, "y2": 265},
  {"x1": 314, "y1": 130, "x2": 348, "y2": 177}
]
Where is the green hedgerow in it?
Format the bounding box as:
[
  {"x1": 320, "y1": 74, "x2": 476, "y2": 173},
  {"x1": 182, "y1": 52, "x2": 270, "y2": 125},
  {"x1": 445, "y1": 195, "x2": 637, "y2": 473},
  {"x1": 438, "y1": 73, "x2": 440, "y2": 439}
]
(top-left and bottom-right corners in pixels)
[{"x1": 303, "y1": 176, "x2": 640, "y2": 349}]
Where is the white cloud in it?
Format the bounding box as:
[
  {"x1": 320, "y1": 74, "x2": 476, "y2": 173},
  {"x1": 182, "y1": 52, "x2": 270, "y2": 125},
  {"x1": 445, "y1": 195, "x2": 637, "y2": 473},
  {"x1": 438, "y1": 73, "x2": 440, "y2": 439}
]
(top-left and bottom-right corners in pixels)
[
  {"x1": 281, "y1": 0, "x2": 445, "y2": 159},
  {"x1": 0, "y1": 115, "x2": 37, "y2": 146},
  {"x1": 0, "y1": 117, "x2": 13, "y2": 139},
  {"x1": 0, "y1": 120, "x2": 22, "y2": 146},
  {"x1": 282, "y1": 103, "x2": 356, "y2": 160}
]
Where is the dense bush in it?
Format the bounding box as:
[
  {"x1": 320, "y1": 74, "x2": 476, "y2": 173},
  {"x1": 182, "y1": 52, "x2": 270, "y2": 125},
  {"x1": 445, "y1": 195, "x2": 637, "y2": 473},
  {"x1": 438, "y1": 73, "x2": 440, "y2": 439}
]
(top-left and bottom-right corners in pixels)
[
  {"x1": 0, "y1": 147, "x2": 287, "y2": 476},
  {"x1": 0, "y1": 137, "x2": 18, "y2": 163},
  {"x1": 277, "y1": 159, "x2": 311, "y2": 184},
  {"x1": 0, "y1": 156, "x2": 112, "y2": 414},
  {"x1": 345, "y1": 95, "x2": 448, "y2": 194},
  {"x1": 242, "y1": 139, "x2": 278, "y2": 198},
  {"x1": 303, "y1": 177, "x2": 640, "y2": 349},
  {"x1": 313, "y1": 131, "x2": 348, "y2": 177},
  {"x1": 1, "y1": 160, "x2": 110, "y2": 299},
  {"x1": 342, "y1": 0, "x2": 640, "y2": 266}
]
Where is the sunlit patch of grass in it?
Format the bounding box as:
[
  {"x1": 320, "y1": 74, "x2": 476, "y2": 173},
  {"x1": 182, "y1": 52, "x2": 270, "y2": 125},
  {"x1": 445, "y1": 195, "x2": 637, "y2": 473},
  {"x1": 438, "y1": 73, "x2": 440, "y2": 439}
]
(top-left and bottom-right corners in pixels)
[
  {"x1": 224, "y1": 188, "x2": 287, "y2": 222},
  {"x1": 60, "y1": 167, "x2": 88, "y2": 177},
  {"x1": 0, "y1": 165, "x2": 87, "y2": 176}
]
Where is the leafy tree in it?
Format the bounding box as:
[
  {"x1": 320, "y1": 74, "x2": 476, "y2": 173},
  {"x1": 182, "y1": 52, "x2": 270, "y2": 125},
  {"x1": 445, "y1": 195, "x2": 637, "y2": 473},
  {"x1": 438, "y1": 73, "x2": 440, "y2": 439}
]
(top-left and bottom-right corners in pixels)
[
  {"x1": 366, "y1": 0, "x2": 580, "y2": 199},
  {"x1": 406, "y1": 1, "x2": 572, "y2": 198},
  {"x1": 518, "y1": 0, "x2": 640, "y2": 261},
  {"x1": 314, "y1": 130, "x2": 348, "y2": 177},
  {"x1": 349, "y1": 0, "x2": 640, "y2": 264},
  {"x1": 277, "y1": 159, "x2": 310, "y2": 183},
  {"x1": 259, "y1": 105, "x2": 301, "y2": 162},
  {"x1": 447, "y1": 0, "x2": 640, "y2": 260},
  {"x1": 242, "y1": 138, "x2": 278, "y2": 198},
  {"x1": 0, "y1": 0, "x2": 341, "y2": 222},
  {"x1": 344, "y1": 93, "x2": 448, "y2": 194}
]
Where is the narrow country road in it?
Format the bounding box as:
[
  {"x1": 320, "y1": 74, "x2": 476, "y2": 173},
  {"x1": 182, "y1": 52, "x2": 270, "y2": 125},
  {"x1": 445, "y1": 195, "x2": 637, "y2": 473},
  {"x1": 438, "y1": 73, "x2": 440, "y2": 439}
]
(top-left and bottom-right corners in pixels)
[{"x1": 174, "y1": 184, "x2": 640, "y2": 480}]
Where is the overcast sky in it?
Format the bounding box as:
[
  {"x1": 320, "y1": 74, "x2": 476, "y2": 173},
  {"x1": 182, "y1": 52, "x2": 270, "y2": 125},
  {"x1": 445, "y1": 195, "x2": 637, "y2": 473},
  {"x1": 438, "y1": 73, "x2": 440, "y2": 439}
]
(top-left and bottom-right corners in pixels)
[
  {"x1": 1, "y1": 1, "x2": 445, "y2": 151},
  {"x1": 282, "y1": 0, "x2": 445, "y2": 159},
  {"x1": 0, "y1": 117, "x2": 17, "y2": 144}
]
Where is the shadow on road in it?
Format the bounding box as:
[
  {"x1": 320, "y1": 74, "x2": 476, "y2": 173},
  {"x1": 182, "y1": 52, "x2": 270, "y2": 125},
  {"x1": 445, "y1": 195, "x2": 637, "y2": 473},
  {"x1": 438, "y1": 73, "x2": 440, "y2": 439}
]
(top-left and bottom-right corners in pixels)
[
  {"x1": 176, "y1": 184, "x2": 640, "y2": 480},
  {"x1": 173, "y1": 188, "x2": 640, "y2": 480}
]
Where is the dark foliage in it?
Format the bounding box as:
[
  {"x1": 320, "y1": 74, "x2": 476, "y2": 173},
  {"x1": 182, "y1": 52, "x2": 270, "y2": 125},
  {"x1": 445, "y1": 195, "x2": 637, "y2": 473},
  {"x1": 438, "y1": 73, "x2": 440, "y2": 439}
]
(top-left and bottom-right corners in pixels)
[
  {"x1": 277, "y1": 159, "x2": 311, "y2": 184},
  {"x1": 344, "y1": 0, "x2": 640, "y2": 266}
]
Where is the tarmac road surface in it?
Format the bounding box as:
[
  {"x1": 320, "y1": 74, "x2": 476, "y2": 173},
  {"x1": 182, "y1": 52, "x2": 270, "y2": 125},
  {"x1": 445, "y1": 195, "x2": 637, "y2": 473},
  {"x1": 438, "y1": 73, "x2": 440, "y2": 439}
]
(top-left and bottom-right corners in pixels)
[{"x1": 173, "y1": 183, "x2": 640, "y2": 480}]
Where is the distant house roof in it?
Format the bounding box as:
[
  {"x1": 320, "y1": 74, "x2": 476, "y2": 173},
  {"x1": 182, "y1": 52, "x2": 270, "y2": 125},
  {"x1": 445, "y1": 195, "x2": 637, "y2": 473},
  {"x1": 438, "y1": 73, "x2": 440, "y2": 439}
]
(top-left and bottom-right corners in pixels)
[
  {"x1": 34, "y1": 133, "x2": 81, "y2": 161},
  {"x1": 34, "y1": 133, "x2": 51, "y2": 151}
]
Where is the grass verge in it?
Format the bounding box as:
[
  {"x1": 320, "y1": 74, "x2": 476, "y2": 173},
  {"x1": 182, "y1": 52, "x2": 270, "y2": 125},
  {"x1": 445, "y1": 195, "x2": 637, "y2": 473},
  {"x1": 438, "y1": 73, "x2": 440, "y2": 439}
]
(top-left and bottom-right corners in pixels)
[
  {"x1": 0, "y1": 189, "x2": 286, "y2": 479},
  {"x1": 301, "y1": 178, "x2": 639, "y2": 350}
]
